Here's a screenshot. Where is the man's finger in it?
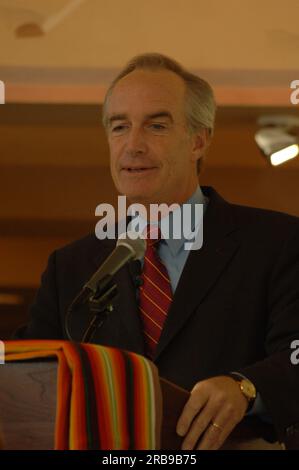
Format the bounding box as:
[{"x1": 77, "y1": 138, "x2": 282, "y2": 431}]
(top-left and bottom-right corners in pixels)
[
  {"x1": 176, "y1": 384, "x2": 208, "y2": 437},
  {"x1": 181, "y1": 401, "x2": 215, "y2": 450},
  {"x1": 197, "y1": 410, "x2": 237, "y2": 450}
]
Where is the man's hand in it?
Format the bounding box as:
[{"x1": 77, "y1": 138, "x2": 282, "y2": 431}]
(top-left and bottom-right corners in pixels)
[{"x1": 176, "y1": 376, "x2": 248, "y2": 450}]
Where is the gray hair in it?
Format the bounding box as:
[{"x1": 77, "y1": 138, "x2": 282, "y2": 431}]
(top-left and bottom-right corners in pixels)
[{"x1": 102, "y1": 52, "x2": 216, "y2": 173}]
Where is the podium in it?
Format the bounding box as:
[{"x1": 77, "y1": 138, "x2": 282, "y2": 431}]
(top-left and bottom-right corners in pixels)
[{"x1": 0, "y1": 359, "x2": 285, "y2": 450}]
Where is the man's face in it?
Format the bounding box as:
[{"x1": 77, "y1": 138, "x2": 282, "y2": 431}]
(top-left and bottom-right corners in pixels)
[{"x1": 106, "y1": 69, "x2": 205, "y2": 206}]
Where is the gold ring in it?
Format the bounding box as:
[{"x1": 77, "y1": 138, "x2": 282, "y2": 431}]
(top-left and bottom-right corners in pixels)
[{"x1": 210, "y1": 421, "x2": 223, "y2": 431}]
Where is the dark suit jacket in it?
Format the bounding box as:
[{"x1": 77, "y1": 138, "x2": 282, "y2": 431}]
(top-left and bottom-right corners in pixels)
[{"x1": 16, "y1": 187, "x2": 299, "y2": 443}]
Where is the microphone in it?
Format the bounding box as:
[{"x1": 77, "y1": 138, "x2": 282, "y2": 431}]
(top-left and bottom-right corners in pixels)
[
  {"x1": 65, "y1": 232, "x2": 146, "y2": 342},
  {"x1": 84, "y1": 232, "x2": 146, "y2": 295}
]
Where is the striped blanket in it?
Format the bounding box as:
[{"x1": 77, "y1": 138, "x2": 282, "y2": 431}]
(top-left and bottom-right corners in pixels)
[{"x1": 4, "y1": 340, "x2": 161, "y2": 450}]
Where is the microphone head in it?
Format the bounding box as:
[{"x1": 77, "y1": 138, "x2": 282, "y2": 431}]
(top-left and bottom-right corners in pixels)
[{"x1": 117, "y1": 231, "x2": 146, "y2": 260}]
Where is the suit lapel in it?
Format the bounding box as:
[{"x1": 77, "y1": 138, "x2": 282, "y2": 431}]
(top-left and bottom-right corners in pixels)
[
  {"x1": 114, "y1": 261, "x2": 145, "y2": 354},
  {"x1": 154, "y1": 187, "x2": 240, "y2": 360}
]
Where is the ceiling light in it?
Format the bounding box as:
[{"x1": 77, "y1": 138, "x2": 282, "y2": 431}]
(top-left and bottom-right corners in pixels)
[
  {"x1": 270, "y1": 144, "x2": 299, "y2": 166},
  {"x1": 255, "y1": 114, "x2": 299, "y2": 166}
]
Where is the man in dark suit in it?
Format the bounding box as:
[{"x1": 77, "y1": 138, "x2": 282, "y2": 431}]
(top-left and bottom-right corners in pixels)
[{"x1": 17, "y1": 53, "x2": 299, "y2": 450}]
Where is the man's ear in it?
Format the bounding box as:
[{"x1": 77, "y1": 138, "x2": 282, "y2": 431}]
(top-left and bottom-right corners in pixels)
[{"x1": 191, "y1": 128, "x2": 211, "y2": 164}]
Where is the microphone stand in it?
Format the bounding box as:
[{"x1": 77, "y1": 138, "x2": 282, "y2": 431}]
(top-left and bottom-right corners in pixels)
[{"x1": 65, "y1": 274, "x2": 118, "y2": 343}]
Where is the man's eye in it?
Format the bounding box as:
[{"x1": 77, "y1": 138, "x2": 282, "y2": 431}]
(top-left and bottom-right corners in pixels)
[
  {"x1": 150, "y1": 123, "x2": 167, "y2": 131},
  {"x1": 112, "y1": 125, "x2": 126, "y2": 132}
]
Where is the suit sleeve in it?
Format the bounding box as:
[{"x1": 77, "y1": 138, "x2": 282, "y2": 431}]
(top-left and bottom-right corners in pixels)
[
  {"x1": 239, "y1": 223, "x2": 299, "y2": 443},
  {"x1": 13, "y1": 251, "x2": 64, "y2": 339}
]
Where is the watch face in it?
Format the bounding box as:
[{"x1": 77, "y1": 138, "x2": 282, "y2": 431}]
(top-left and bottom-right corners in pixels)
[{"x1": 241, "y1": 380, "x2": 256, "y2": 399}]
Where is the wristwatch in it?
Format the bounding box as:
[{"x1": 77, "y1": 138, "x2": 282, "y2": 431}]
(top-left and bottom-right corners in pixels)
[{"x1": 228, "y1": 373, "x2": 257, "y2": 410}]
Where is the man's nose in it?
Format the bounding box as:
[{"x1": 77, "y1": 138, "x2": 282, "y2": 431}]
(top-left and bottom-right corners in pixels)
[{"x1": 125, "y1": 128, "x2": 147, "y2": 155}]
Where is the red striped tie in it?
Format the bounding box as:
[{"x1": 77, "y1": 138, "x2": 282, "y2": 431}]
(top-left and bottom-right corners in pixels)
[{"x1": 139, "y1": 226, "x2": 173, "y2": 359}]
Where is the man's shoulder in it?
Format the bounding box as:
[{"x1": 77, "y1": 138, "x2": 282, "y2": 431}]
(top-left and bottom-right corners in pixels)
[
  {"x1": 228, "y1": 202, "x2": 299, "y2": 252},
  {"x1": 54, "y1": 233, "x2": 114, "y2": 261},
  {"x1": 204, "y1": 186, "x2": 299, "y2": 244},
  {"x1": 230, "y1": 202, "x2": 299, "y2": 235},
  {"x1": 205, "y1": 186, "x2": 299, "y2": 231}
]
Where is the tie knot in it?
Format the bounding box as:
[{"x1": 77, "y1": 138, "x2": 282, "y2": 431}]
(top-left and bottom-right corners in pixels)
[{"x1": 143, "y1": 225, "x2": 162, "y2": 247}]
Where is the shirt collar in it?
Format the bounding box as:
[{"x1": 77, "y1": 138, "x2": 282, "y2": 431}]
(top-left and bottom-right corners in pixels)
[
  {"x1": 162, "y1": 185, "x2": 207, "y2": 256},
  {"x1": 130, "y1": 185, "x2": 207, "y2": 257}
]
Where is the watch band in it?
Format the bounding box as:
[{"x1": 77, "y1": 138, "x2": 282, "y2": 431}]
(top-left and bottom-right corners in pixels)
[{"x1": 227, "y1": 372, "x2": 257, "y2": 411}]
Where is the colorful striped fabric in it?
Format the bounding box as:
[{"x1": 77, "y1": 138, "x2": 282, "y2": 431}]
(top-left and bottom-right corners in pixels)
[{"x1": 4, "y1": 340, "x2": 162, "y2": 450}]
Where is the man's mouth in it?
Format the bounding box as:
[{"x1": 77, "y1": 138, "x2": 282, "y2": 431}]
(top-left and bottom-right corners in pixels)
[{"x1": 122, "y1": 167, "x2": 157, "y2": 173}]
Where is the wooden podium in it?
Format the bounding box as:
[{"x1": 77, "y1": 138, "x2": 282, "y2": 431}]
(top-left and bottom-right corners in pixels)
[{"x1": 0, "y1": 360, "x2": 285, "y2": 450}]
